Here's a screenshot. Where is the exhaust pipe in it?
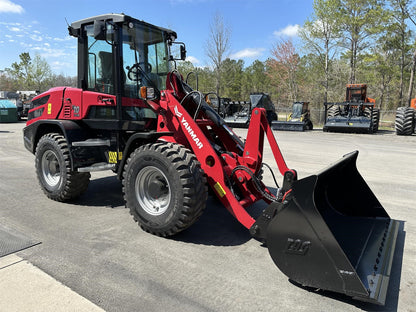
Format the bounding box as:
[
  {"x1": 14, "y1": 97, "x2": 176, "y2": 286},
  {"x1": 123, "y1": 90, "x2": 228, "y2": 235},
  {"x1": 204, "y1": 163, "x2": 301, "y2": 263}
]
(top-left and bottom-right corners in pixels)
[{"x1": 265, "y1": 151, "x2": 399, "y2": 305}]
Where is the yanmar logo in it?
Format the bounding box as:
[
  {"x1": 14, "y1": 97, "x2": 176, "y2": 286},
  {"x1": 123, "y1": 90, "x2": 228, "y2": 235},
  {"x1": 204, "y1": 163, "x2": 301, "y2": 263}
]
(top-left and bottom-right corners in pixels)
[
  {"x1": 174, "y1": 105, "x2": 183, "y2": 118},
  {"x1": 174, "y1": 106, "x2": 203, "y2": 150}
]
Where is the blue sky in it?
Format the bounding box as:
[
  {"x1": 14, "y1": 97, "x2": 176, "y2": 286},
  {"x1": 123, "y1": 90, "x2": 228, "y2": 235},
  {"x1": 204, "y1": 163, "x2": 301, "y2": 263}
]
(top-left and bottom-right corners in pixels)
[{"x1": 0, "y1": 0, "x2": 313, "y2": 76}]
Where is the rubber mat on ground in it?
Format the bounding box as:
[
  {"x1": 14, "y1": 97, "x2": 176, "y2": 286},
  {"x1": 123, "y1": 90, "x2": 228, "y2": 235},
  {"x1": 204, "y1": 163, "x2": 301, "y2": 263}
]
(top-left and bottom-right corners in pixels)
[{"x1": 0, "y1": 224, "x2": 40, "y2": 258}]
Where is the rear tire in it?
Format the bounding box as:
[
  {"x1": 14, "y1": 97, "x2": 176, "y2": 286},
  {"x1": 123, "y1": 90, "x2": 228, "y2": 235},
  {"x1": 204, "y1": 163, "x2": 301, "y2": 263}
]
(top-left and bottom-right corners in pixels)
[
  {"x1": 395, "y1": 107, "x2": 415, "y2": 135},
  {"x1": 368, "y1": 108, "x2": 380, "y2": 133},
  {"x1": 35, "y1": 133, "x2": 90, "y2": 201},
  {"x1": 123, "y1": 142, "x2": 208, "y2": 237}
]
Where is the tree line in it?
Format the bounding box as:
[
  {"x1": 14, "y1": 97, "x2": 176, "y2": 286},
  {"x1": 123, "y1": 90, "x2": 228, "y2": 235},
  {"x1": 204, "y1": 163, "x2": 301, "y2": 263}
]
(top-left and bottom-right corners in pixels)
[
  {"x1": 187, "y1": 0, "x2": 416, "y2": 111},
  {"x1": 2, "y1": 0, "x2": 416, "y2": 112},
  {"x1": 0, "y1": 52, "x2": 76, "y2": 93}
]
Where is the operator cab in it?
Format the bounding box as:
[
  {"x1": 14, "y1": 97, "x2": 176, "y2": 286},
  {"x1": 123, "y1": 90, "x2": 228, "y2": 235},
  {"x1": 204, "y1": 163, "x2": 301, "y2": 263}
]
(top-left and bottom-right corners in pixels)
[{"x1": 69, "y1": 13, "x2": 185, "y2": 124}]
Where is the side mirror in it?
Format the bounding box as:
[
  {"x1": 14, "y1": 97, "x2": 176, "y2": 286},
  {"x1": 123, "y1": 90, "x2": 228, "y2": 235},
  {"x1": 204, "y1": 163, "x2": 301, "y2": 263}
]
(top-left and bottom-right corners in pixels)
[
  {"x1": 180, "y1": 44, "x2": 186, "y2": 61},
  {"x1": 169, "y1": 42, "x2": 187, "y2": 61}
]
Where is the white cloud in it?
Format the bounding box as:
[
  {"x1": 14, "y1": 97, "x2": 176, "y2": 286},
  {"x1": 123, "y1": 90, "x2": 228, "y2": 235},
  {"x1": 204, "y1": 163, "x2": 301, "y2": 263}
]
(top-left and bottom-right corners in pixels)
[
  {"x1": 230, "y1": 48, "x2": 265, "y2": 59},
  {"x1": 53, "y1": 37, "x2": 72, "y2": 42},
  {"x1": 33, "y1": 47, "x2": 69, "y2": 58},
  {"x1": 0, "y1": 0, "x2": 24, "y2": 14},
  {"x1": 185, "y1": 55, "x2": 200, "y2": 64},
  {"x1": 30, "y1": 34, "x2": 43, "y2": 42},
  {"x1": 9, "y1": 26, "x2": 20, "y2": 32},
  {"x1": 273, "y1": 24, "x2": 300, "y2": 37}
]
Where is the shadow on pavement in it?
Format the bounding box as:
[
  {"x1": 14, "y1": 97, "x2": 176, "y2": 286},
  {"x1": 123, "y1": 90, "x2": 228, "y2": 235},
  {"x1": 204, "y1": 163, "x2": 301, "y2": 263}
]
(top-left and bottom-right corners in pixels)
[
  {"x1": 173, "y1": 196, "x2": 269, "y2": 247},
  {"x1": 74, "y1": 176, "x2": 124, "y2": 208}
]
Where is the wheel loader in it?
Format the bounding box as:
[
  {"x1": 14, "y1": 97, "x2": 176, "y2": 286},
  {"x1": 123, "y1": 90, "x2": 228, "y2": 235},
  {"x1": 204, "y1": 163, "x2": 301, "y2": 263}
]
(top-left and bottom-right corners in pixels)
[
  {"x1": 23, "y1": 14, "x2": 400, "y2": 305},
  {"x1": 323, "y1": 84, "x2": 380, "y2": 133},
  {"x1": 271, "y1": 101, "x2": 313, "y2": 131}
]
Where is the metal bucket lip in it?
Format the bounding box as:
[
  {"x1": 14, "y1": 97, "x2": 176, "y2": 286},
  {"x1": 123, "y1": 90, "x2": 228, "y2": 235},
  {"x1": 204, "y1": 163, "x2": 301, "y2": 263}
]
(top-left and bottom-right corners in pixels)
[
  {"x1": 315, "y1": 150, "x2": 359, "y2": 177},
  {"x1": 266, "y1": 150, "x2": 399, "y2": 305}
]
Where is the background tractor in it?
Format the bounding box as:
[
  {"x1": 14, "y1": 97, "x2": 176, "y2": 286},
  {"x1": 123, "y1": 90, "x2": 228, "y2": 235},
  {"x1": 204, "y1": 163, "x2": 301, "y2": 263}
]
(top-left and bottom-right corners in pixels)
[
  {"x1": 215, "y1": 92, "x2": 277, "y2": 128},
  {"x1": 23, "y1": 14, "x2": 399, "y2": 305},
  {"x1": 272, "y1": 101, "x2": 313, "y2": 131},
  {"x1": 323, "y1": 84, "x2": 380, "y2": 133}
]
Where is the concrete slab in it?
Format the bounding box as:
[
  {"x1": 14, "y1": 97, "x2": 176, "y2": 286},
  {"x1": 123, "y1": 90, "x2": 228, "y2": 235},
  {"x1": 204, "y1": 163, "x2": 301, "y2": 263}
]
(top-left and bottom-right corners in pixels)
[{"x1": 0, "y1": 254, "x2": 104, "y2": 312}]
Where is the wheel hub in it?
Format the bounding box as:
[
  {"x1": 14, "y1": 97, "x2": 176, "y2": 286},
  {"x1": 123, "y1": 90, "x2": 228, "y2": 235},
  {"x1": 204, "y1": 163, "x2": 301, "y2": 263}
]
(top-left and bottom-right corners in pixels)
[
  {"x1": 41, "y1": 150, "x2": 61, "y2": 188},
  {"x1": 135, "y1": 166, "x2": 171, "y2": 216},
  {"x1": 148, "y1": 179, "x2": 168, "y2": 199}
]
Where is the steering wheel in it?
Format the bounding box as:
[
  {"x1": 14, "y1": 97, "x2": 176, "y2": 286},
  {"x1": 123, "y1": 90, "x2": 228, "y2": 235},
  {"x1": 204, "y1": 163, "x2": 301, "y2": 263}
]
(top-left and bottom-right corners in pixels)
[{"x1": 127, "y1": 62, "x2": 152, "y2": 81}]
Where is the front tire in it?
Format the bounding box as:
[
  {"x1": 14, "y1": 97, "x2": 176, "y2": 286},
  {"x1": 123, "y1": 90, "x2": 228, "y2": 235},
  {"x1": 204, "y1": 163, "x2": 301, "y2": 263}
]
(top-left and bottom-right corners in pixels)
[
  {"x1": 123, "y1": 142, "x2": 208, "y2": 237},
  {"x1": 35, "y1": 133, "x2": 90, "y2": 201}
]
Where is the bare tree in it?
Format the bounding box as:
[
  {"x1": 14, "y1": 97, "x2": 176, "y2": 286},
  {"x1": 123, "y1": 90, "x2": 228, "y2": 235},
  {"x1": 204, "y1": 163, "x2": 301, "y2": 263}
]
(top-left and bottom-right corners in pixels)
[
  {"x1": 205, "y1": 12, "x2": 231, "y2": 97},
  {"x1": 268, "y1": 38, "x2": 300, "y2": 104}
]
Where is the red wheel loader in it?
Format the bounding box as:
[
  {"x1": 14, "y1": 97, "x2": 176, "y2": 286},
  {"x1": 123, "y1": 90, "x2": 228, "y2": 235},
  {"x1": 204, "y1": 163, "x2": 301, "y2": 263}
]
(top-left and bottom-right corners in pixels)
[{"x1": 23, "y1": 14, "x2": 400, "y2": 305}]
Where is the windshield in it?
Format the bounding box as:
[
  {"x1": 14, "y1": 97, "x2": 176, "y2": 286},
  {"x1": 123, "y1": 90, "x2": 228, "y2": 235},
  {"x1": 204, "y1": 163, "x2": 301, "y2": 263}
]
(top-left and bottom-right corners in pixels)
[
  {"x1": 292, "y1": 103, "x2": 303, "y2": 118},
  {"x1": 85, "y1": 21, "x2": 170, "y2": 97},
  {"x1": 122, "y1": 22, "x2": 169, "y2": 98}
]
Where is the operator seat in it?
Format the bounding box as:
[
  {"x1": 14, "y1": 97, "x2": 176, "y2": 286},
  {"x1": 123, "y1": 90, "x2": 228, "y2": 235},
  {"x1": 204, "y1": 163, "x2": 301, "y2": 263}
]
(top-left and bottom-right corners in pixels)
[
  {"x1": 98, "y1": 51, "x2": 126, "y2": 94},
  {"x1": 98, "y1": 51, "x2": 114, "y2": 94}
]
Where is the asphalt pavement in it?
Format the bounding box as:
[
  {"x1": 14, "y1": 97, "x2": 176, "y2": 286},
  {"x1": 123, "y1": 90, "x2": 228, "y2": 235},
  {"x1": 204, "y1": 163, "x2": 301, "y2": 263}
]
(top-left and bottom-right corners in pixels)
[{"x1": 0, "y1": 121, "x2": 415, "y2": 312}]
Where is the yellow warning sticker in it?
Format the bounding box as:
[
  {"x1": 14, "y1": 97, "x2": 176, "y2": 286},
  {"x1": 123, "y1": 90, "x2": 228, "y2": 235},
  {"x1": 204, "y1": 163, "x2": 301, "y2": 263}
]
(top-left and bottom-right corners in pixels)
[
  {"x1": 108, "y1": 151, "x2": 118, "y2": 163},
  {"x1": 118, "y1": 152, "x2": 123, "y2": 160},
  {"x1": 47, "y1": 103, "x2": 52, "y2": 114},
  {"x1": 214, "y1": 182, "x2": 226, "y2": 198}
]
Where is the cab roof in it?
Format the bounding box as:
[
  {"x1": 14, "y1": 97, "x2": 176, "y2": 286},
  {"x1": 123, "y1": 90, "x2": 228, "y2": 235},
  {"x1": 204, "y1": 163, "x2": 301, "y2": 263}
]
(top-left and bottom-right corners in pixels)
[{"x1": 70, "y1": 13, "x2": 176, "y2": 39}]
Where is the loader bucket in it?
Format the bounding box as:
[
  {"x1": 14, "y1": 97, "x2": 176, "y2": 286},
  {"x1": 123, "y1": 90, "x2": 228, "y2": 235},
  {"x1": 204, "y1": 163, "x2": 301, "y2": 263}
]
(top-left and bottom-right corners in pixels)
[{"x1": 266, "y1": 150, "x2": 399, "y2": 305}]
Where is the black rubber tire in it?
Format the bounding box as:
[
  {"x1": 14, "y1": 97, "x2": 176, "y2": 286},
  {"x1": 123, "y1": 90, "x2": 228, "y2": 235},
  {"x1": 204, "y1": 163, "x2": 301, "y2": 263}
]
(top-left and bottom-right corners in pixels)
[
  {"x1": 305, "y1": 119, "x2": 313, "y2": 130},
  {"x1": 371, "y1": 108, "x2": 380, "y2": 133},
  {"x1": 123, "y1": 142, "x2": 208, "y2": 237},
  {"x1": 395, "y1": 107, "x2": 415, "y2": 135},
  {"x1": 375, "y1": 108, "x2": 380, "y2": 132},
  {"x1": 327, "y1": 105, "x2": 341, "y2": 118},
  {"x1": 35, "y1": 133, "x2": 90, "y2": 201}
]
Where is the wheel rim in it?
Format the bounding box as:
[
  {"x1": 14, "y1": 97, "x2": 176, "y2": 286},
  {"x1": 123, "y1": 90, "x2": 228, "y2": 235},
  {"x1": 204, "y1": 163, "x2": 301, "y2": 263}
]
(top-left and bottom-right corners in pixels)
[
  {"x1": 135, "y1": 166, "x2": 171, "y2": 216},
  {"x1": 41, "y1": 150, "x2": 61, "y2": 188}
]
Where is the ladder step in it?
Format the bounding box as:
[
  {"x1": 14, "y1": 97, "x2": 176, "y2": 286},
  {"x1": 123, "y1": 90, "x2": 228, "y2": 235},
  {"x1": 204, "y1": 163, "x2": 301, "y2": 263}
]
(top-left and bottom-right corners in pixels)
[
  {"x1": 77, "y1": 163, "x2": 115, "y2": 172},
  {"x1": 72, "y1": 139, "x2": 110, "y2": 147}
]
